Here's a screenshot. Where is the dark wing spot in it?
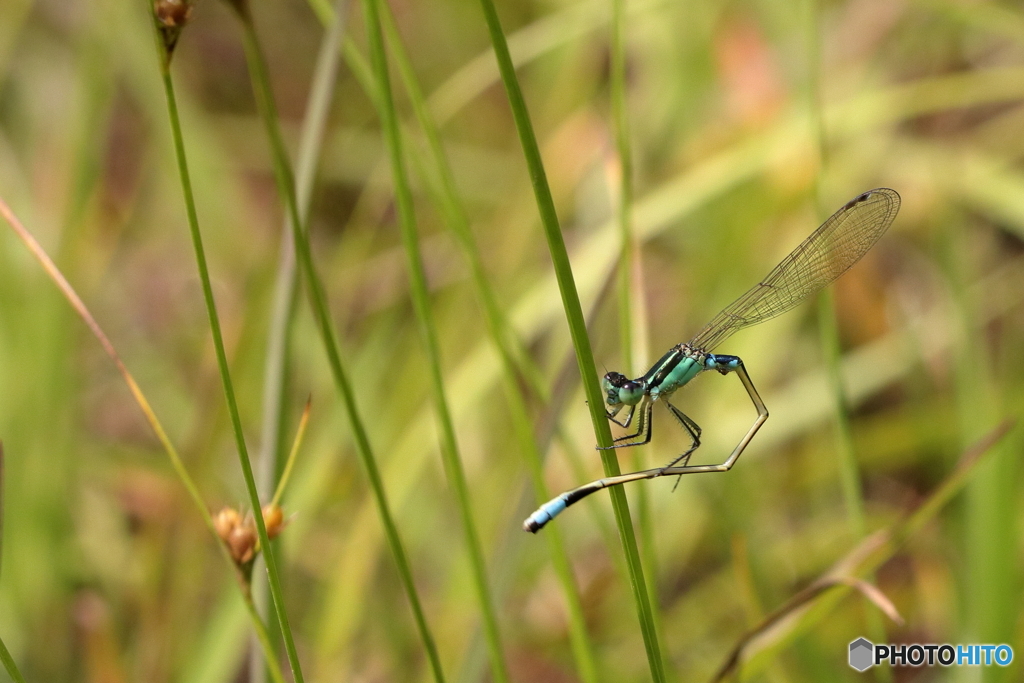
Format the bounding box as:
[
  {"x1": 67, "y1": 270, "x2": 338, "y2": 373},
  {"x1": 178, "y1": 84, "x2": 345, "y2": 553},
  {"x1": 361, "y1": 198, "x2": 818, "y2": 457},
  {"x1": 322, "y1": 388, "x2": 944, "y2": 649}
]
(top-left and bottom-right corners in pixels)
[{"x1": 843, "y1": 191, "x2": 872, "y2": 210}]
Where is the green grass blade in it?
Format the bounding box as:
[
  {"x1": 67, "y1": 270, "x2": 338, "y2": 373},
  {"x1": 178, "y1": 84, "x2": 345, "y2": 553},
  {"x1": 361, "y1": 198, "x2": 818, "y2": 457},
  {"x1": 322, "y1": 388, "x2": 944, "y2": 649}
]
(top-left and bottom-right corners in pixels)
[
  {"x1": 256, "y1": 0, "x2": 347, "y2": 494},
  {"x1": 0, "y1": 192, "x2": 288, "y2": 683},
  {"x1": 609, "y1": 0, "x2": 665, "y2": 667},
  {"x1": 803, "y1": 3, "x2": 888, "y2": 677},
  {"x1": 0, "y1": 442, "x2": 4, "y2": 584},
  {"x1": 817, "y1": 292, "x2": 867, "y2": 537},
  {"x1": 147, "y1": 21, "x2": 306, "y2": 683},
  {"x1": 226, "y1": 6, "x2": 448, "y2": 682},
  {"x1": 177, "y1": 589, "x2": 247, "y2": 683},
  {"x1": 724, "y1": 421, "x2": 1014, "y2": 681},
  {"x1": 943, "y1": 211, "x2": 1018, "y2": 677},
  {"x1": 372, "y1": 7, "x2": 600, "y2": 682},
  {"x1": 473, "y1": 1, "x2": 665, "y2": 680},
  {"x1": 804, "y1": 0, "x2": 868, "y2": 542},
  {"x1": 361, "y1": 1, "x2": 511, "y2": 681},
  {"x1": 250, "y1": 6, "x2": 347, "y2": 682},
  {"x1": 0, "y1": 632, "x2": 26, "y2": 683},
  {"x1": 611, "y1": 0, "x2": 635, "y2": 377}
]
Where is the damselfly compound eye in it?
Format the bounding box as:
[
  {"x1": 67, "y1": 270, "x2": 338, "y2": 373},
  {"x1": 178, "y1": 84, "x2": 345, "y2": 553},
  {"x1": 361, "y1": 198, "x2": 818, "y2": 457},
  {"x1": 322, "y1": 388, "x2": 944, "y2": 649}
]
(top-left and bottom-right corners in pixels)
[{"x1": 617, "y1": 381, "x2": 644, "y2": 406}]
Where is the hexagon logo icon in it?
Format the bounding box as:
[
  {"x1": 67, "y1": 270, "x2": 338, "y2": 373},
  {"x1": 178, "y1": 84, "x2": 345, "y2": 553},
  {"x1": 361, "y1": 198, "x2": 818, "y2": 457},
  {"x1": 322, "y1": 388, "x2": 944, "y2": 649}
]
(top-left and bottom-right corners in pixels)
[{"x1": 849, "y1": 638, "x2": 874, "y2": 671}]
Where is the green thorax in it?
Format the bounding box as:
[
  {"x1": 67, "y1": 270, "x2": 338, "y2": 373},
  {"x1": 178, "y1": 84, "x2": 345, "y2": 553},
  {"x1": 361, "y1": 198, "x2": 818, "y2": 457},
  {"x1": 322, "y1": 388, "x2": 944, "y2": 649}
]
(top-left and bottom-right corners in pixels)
[{"x1": 645, "y1": 346, "x2": 704, "y2": 400}]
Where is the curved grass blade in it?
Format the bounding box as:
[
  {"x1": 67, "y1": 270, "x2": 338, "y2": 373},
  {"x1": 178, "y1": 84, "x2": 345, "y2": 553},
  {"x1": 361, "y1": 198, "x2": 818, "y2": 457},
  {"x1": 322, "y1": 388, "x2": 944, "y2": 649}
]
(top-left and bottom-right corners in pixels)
[
  {"x1": 712, "y1": 420, "x2": 1013, "y2": 682},
  {"x1": 802, "y1": 0, "x2": 886, "y2": 671}
]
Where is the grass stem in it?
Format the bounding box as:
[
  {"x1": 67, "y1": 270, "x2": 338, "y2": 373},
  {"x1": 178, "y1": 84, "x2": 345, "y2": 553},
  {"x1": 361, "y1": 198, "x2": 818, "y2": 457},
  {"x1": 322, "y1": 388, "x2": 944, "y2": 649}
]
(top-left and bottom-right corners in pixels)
[
  {"x1": 0, "y1": 633, "x2": 26, "y2": 683},
  {"x1": 227, "y1": 7, "x2": 448, "y2": 681},
  {"x1": 147, "y1": 15, "x2": 305, "y2": 683},
  {"x1": 249, "y1": 7, "x2": 347, "y2": 680},
  {"x1": 361, "y1": 0, "x2": 511, "y2": 680},
  {"x1": 610, "y1": 0, "x2": 665, "y2": 666},
  {"x1": 370, "y1": 5, "x2": 599, "y2": 679},
  {"x1": 803, "y1": 3, "x2": 889, "y2": 680},
  {"x1": 0, "y1": 195, "x2": 288, "y2": 683},
  {"x1": 474, "y1": 1, "x2": 666, "y2": 679}
]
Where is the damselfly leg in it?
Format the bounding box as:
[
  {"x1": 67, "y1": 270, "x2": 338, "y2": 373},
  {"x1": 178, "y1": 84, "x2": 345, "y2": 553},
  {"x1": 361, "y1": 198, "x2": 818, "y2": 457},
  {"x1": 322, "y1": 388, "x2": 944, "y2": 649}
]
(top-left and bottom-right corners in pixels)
[
  {"x1": 524, "y1": 356, "x2": 768, "y2": 533},
  {"x1": 665, "y1": 356, "x2": 768, "y2": 476},
  {"x1": 663, "y1": 401, "x2": 701, "y2": 467},
  {"x1": 599, "y1": 398, "x2": 653, "y2": 449},
  {"x1": 605, "y1": 403, "x2": 632, "y2": 428},
  {"x1": 663, "y1": 400, "x2": 701, "y2": 489}
]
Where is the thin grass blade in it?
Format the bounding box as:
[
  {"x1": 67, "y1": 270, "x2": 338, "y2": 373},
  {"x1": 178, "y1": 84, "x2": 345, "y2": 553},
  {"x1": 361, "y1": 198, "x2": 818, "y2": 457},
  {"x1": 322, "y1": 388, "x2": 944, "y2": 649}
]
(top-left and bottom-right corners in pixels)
[
  {"x1": 473, "y1": 0, "x2": 665, "y2": 679},
  {"x1": 226, "y1": 7, "x2": 448, "y2": 681}
]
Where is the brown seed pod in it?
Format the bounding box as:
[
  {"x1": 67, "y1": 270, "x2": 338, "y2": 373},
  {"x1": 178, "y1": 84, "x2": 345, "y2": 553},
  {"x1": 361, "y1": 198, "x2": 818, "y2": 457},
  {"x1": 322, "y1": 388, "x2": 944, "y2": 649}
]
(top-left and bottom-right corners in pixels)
[
  {"x1": 213, "y1": 506, "x2": 242, "y2": 542},
  {"x1": 154, "y1": 0, "x2": 193, "y2": 28},
  {"x1": 226, "y1": 523, "x2": 258, "y2": 565},
  {"x1": 262, "y1": 503, "x2": 286, "y2": 539}
]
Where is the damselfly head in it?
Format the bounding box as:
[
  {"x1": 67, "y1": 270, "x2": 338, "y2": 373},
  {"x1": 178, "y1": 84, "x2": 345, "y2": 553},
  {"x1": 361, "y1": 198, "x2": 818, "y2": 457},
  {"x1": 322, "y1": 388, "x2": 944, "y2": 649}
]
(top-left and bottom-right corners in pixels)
[{"x1": 603, "y1": 372, "x2": 644, "y2": 406}]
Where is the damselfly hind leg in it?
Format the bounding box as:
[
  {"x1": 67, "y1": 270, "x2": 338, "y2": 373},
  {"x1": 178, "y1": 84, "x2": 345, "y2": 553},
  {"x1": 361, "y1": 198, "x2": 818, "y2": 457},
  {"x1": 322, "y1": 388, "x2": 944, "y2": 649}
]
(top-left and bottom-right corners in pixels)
[
  {"x1": 665, "y1": 355, "x2": 768, "y2": 475},
  {"x1": 663, "y1": 401, "x2": 701, "y2": 465},
  {"x1": 663, "y1": 400, "x2": 701, "y2": 490}
]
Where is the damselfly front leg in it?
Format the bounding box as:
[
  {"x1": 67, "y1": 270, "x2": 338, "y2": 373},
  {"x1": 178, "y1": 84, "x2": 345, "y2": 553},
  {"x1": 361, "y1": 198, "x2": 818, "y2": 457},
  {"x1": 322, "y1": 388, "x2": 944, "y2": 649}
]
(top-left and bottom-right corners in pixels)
[
  {"x1": 599, "y1": 397, "x2": 653, "y2": 449},
  {"x1": 606, "y1": 403, "x2": 634, "y2": 429}
]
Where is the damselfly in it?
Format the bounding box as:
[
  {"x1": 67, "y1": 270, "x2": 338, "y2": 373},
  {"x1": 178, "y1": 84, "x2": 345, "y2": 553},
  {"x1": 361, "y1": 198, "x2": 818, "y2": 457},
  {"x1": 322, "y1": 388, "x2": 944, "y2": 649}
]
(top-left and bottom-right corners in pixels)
[{"x1": 524, "y1": 188, "x2": 900, "y2": 532}]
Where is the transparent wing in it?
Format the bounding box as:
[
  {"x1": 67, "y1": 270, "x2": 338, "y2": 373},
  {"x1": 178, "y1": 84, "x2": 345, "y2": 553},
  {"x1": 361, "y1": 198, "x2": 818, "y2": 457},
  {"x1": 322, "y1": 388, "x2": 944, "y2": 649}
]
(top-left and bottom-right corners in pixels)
[{"x1": 687, "y1": 188, "x2": 900, "y2": 352}]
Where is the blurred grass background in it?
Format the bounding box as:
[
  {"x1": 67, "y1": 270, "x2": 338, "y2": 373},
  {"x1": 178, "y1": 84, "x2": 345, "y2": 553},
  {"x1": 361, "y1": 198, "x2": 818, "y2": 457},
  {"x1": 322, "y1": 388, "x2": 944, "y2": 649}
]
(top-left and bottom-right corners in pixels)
[{"x1": 1, "y1": 0, "x2": 1023, "y2": 681}]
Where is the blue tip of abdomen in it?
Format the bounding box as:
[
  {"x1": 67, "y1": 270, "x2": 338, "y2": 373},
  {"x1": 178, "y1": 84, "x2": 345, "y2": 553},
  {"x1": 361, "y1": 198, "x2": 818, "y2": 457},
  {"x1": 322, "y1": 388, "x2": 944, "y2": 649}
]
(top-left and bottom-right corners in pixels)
[{"x1": 523, "y1": 496, "x2": 568, "y2": 533}]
